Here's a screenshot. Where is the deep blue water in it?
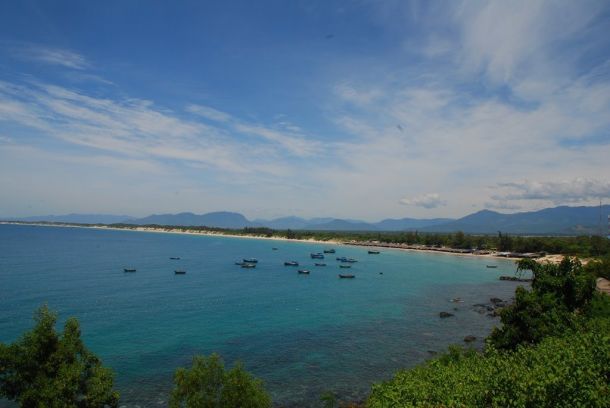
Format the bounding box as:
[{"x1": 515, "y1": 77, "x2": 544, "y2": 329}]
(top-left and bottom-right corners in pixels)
[{"x1": 0, "y1": 224, "x2": 524, "y2": 406}]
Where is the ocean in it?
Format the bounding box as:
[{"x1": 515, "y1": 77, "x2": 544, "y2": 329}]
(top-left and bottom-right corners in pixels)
[{"x1": 0, "y1": 224, "x2": 523, "y2": 406}]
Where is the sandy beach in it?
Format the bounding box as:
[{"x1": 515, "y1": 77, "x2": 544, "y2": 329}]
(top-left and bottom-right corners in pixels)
[{"x1": 1, "y1": 221, "x2": 529, "y2": 261}]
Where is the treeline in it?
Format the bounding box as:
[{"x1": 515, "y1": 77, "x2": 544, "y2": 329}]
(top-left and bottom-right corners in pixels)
[{"x1": 111, "y1": 223, "x2": 610, "y2": 257}]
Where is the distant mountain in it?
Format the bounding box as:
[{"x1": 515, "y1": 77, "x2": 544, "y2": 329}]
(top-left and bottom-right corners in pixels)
[
  {"x1": 305, "y1": 219, "x2": 377, "y2": 231},
  {"x1": 373, "y1": 217, "x2": 454, "y2": 231},
  {"x1": 421, "y1": 205, "x2": 610, "y2": 234},
  {"x1": 5, "y1": 205, "x2": 607, "y2": 234},
  {"x1": 131, "y1": 211, "x2": 252, "y2": 229},
  {"x1": 3, "y1": 214, "x2": 135, "y2": 224},
  {"x1": 252, "y1": 216, "x2": 309, "y2": 230}
]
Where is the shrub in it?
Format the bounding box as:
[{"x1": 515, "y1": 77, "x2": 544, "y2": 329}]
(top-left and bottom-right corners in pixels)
[
  {"x1": 169, "y1": 353, "x2": 271, "y2": 408},
  {"x1": 0, "y1": 305, "x2": 119, "y2": 407}
]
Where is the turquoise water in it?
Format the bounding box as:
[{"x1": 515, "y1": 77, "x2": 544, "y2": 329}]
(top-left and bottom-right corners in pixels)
[{"x1": 0, "y1": 224, "x2": 523, "y2": 406}]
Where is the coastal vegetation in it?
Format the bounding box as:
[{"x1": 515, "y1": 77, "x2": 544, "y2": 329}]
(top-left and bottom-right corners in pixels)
[
  {"x1": 0, "y1": 305, "x2": 119, "y2": 407},
  {"x1": 169, "y1": 354, "x2": 271, "y2": 408},
  {"x1": 367, "y1": 257, "x2": 610, "y2": 407}
]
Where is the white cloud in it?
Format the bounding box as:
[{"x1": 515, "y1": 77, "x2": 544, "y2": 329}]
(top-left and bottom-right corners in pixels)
[
  {"x1": 400, "y1": 193, "x2": 446, "y2": 209},
  {"x1": 186, "y1": 104, "x2": 232, "y2": 122},
  {"x1": 15, "y1": 45, "x2": 89, "y2": 69},
  {"x1": 491, "y1": 179, "x2": 610, "y2": 204}
]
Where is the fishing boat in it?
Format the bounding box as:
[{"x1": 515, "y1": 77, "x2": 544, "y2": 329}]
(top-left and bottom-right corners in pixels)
[
  {"x1": 298, "y1": 270, "x2": 310, "y2": 274},
  {"x1": 315, "y1": 263, "x2": 326, "y2": 266},
  {"x1": 123, "y1": 268, "x2": 136, "y2": 272},
  {"x1": 310, "y1": 253, "x2": 324, "y2": 259},
  {"x1": 486, "y1": 265, "x2": 498, "y2": 268},
  {"x1": 284, "y1": 261, "x2": 299, "y2": 266},
  {"x1": 324, "y1": 249, "x2": 336, "y2": 254},
  {"x1": 339, "y1": 265, "x2": 351, "y2": 269},
  {"x1": 243, "y1": 258, "x2": 258, "y2": 263},
  {"x1": 368, "y1": 250, "x2": 380, "y2": 254},
  {"x1": 169, "y1": 257, "x2": 181, "y2": 260},
  {"x1": 174, "y1": 270, "x2": 186, "y2": 275},
  {"x1": 241, "y1": 263, "x2": 256, "y2": 269},
  {"x1": 339, "y1": 274, "x2": 355, "y2": 279}
]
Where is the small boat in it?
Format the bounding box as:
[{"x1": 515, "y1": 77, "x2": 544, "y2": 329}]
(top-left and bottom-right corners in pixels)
[
  {"x1": 310, "y1": 253, "x2": 325, "y2": 259},
  {"x1": 174, "y1": 270, "x2": 186, "y2": 275},
  {"x1": 284, "y1": 261, "x2": 299, "y2": 266},
  {"x1": 243, "y1": 258, "x2": 258, "y2": 263},
  {"x1": 339, "y1": 265, "x2": 351, "y2": 269},
  {"x1": 298, "y1": 270, "x2": 310, "y2": 274},
  {"x1": 241, "y1": 263, "x2": 256, "y2": 269},
  {"x1": 169, "y1": 257, "x2": 181, "y2": 260},
  {"x1": 339, "y1": 274, "x2": 355, "y2": 279},
  {"x1": 123, "y1": 268, "x2": 136, "y2": 273},
  {"x1": 486, "y1": 265, "x2": 498, "y2": 268},
  {"x1": 368, "y1": 250, "x2": 380, "y2": 254},
  {"x1": 324, "y1": 249, "x2": 336, "y2": 254},
  {"x1": 315, "y1": 263, "x2": 326, "y2": 267}
]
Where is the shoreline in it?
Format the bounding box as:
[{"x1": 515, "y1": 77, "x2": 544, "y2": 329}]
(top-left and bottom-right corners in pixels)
[{"x1": 0, "y1": 221, "x2": 531, "y2": 261}]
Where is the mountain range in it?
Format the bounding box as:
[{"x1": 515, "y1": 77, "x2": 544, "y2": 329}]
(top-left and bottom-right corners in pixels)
[{"x1": 3, "y1": 205, "x2": 609, "y2": 235}]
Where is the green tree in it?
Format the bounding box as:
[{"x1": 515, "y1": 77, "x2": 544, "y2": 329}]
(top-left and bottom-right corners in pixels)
[
  {"x1": 169, "y1": 354, "x2": 271, "y2": 408},
  {"x1": 0, "y1": 305, "x2": 119, "y2": 407}
]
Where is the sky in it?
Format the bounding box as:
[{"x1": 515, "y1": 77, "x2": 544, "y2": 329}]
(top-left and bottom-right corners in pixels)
[{"x1": 1, "y1": 0, "x2": 610, "y2": 221}]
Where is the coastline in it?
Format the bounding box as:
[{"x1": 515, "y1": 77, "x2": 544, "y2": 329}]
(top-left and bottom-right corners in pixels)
[{"x1": 1, "y1": 221, "x2": 527, "y2": 261}]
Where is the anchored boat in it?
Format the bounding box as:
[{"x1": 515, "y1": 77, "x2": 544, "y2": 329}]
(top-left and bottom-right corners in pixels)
[
  {"x1": 123, "y1": 268, "x2": 136, "y2": 272},
  {"x1": 339, "y1": 274, "x2": 355, "y2": 279},
  {"x1": 174, "y1": 270, "x2": 186, "y2": 275},
  {"x1": 284, "y1": 261, "x2": 299, "y2": 266}
]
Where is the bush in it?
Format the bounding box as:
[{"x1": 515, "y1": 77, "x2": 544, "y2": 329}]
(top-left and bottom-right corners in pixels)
[
  {"x1": 0, "y1": 305, "x2": 119, "y2": 407},
  {"x1": 368, "y1": 325, "x2": 610, "y2": 407},
  {"x1": 169, "y1": 353, "x2": 271, "y2": 408}
]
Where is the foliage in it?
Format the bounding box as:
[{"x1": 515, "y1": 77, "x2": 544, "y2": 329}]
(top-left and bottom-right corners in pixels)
[
  {"x1": 489, "y1": 257, "x2": 596, "y2": 350},
  {"x1": 169, "y1": 354, "x2": 271, "y2": 408},
  {"x1": 368, "y1": 256, "x2": 610, "y2": 407},
  {"x1": 585, "y1": 255, "x2": 610, "y2": 280},
  {"x1": 0, "y1": 305, "x2": 119, "y2": 407},
  {"x1": 368, "y1": 323, "x2": 610, "y2": 408}
]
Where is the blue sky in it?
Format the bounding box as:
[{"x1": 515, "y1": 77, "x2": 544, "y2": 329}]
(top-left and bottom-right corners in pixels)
[{"x1": 1, "y1": 0, "x2": 610, "y2": 220}]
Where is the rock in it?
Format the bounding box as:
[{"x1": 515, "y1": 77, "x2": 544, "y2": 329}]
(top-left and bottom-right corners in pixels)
[
  {"x1": 490, "y1": 297, "x2": 503, "y2": 304},
  {"x1": 439, "y1": 311, "x2": 454, "y2": 318},
  {"x1": 464, "y1": 335, "x2": 476, "y2": 342}
]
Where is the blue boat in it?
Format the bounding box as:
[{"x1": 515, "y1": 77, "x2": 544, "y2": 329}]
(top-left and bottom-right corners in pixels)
[{"x1": 310, "y1": 253, "x2": 324, "y2": 259}]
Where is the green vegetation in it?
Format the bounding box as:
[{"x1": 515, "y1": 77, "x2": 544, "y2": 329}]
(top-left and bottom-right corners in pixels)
[
  {"x1": 368, "y1": 257, "x2": 610, "y2": 407},
  {"x1": 107, "y1": 222, "x2": 610, "y2": 257},
  {"x1": 169, "y1": 354, "x2": 271, "y2": 408},
  {"x1": 0, "y1": 305, "x2": 119, "y2": 407}
]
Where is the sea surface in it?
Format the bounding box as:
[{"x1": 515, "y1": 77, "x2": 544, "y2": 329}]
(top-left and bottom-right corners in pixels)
[{"x1": 0, "y1": 224, "x2": 525, "y2": 406}]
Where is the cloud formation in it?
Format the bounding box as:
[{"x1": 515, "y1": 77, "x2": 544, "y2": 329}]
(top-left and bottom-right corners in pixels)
[
  {"x1": 14, "y1": 45, "x2": 89, "y2": 69},
  {"x1": 491, "y1": 179, "x2": 610, "y2": 204},
  {"x1": 400, "y1": 193, "x2": 446, "y2": 209}
]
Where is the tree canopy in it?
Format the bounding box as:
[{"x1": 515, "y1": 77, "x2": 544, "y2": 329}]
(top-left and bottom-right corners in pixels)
[{"x1": 0, "y1": 305, "x2": 119, "y2": 407}]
